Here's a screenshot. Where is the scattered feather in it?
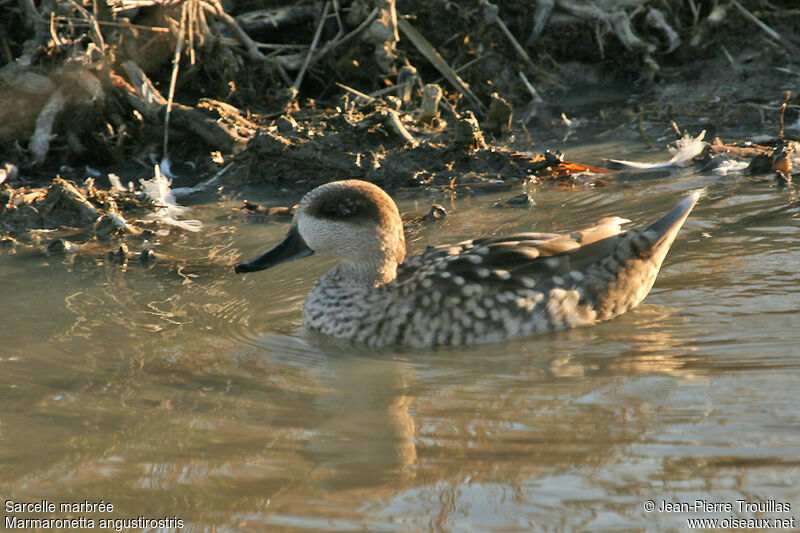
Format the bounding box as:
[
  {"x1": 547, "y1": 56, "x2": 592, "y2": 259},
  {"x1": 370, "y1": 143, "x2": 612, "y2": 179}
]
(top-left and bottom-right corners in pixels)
[
  {"x1": 607, "y1": 131, "x2": 707, "y2": 170},
  {"x1": 140, "y1": 165, "x2": 202, "y2": 232},
  {"x1": 159, "y1": 156, "x2": 177, "y2": 179},
  {"x1": 712, "y1": 159, "x2": 749, "y2": 175}
]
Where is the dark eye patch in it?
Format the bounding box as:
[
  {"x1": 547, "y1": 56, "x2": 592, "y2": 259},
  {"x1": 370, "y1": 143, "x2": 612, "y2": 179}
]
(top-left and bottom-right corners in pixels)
[{"x1": 309, "y1": 188, "x2": 382, "y2": 222}]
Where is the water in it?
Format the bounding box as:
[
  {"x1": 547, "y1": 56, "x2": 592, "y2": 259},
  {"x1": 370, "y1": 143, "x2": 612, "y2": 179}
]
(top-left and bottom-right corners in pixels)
[{"x1": 2, "y1": 142, "x2": 800, "y2": 531}]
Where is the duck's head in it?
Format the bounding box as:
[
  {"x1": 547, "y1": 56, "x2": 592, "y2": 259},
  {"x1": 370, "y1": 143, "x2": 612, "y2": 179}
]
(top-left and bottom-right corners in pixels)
[{"x1": 234, "y1": 180, "x2": 406, "y2": 283}]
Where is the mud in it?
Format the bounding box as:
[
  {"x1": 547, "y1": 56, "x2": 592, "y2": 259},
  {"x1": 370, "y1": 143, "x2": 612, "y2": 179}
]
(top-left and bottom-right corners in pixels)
[{"x1": 0, "y1": 0, "x2": 798, "y2": 262}]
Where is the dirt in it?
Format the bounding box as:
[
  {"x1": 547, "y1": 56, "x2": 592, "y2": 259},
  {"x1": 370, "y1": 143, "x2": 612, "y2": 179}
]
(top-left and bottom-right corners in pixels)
[{"x1": 0, "y1": 0, "x2": 798, "y2": 260}]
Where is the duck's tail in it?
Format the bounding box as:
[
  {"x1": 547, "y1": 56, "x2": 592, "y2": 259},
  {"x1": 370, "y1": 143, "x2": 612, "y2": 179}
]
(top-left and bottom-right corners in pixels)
[
  {"x1": 642, "y1": 189, "x2": 702, "y2": 250},
  {"x1": 589, "y1": 190, "x2": 701, "y2": 321}
]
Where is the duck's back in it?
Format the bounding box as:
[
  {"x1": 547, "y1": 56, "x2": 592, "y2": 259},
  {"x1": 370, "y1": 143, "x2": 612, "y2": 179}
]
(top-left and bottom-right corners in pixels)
[{"x1": 385, "y1": 231, "x2": 621, "y2": 346}]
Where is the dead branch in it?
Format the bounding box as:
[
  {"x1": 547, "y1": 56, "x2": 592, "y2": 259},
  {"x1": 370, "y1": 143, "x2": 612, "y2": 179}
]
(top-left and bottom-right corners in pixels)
[
  {"x1": 397, "y1": 17, "x2": 485, "y2": 113},
  {"x1": 293, "y1": 1, "x2": 331, "y2": 90},
  {"x1": 30, "y1": 88, "x2": 68, "y2": 165},
  {"x1": 163, "y1": 1, "x2": 188, "y2": 158},
  {"x1": 118, "y1": 61, "x2": 253, "y2": 152},
  {"x1": 479, "y1": 0, "x2": 535, "y2": 69},
  {"x1": 526, "y1": 0, "x2": 554, "y2": 46},
  {"x1": 202, "y1": 0, "x2": 267, "y2": 62},
  {"x1": 234, "y1": 5, "x2": 316, "y2": 33}
]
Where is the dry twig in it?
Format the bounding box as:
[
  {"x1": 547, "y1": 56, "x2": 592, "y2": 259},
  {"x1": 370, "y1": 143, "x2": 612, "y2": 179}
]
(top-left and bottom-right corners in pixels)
[
  {"x1": 779, "y1": 91, "x2": 791, "y2": 138},
  {"x1": 480, "y1": 0, "x2": 535, "y2": 69},
  {"x1": 293, "y1": 1, "x2": 331, "y2": 90},
  {"x1": 336, "y1": 82, "x2": 374, "y2": 103},
  {"x1": 66, "y1": 0, "x2": 105, "y2": 48},
  {"x1": 203, "y1": 0, "x2": 267, "y2": 62},
  {"x1": 397, "y1": 17, "x2": 484, "y2": 112},
  {"x1": 729, "y1": 0, "x2": 783, "y2": 43},
  {"x1": 163, "y1": 1, "x2": 188, "y2": 159}
]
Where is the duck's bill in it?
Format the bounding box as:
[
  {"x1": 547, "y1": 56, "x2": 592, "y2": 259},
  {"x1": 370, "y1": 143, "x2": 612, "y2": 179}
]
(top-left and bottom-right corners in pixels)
[{"x1": 234, "y1": 225, "x2": 314, "y2": 273}]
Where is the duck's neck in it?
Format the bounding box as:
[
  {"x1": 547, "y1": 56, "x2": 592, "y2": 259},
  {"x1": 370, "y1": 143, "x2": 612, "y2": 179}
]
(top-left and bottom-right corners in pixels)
[
  {"x1": 332, "y1": 260, "x2": 398, "y2": 286},
  {"x1": 303, "y1": 260, "x2": 397, "y2": 342}
]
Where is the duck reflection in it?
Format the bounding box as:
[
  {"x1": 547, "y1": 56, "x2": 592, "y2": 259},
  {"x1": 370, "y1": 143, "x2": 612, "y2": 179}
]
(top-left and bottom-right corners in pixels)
[
  {"x1": 304, "y1": 355, "x2": 417, "y2": 490},
  {"x1": 602, "y1": 305, "x2": 702, "y2": 379}
]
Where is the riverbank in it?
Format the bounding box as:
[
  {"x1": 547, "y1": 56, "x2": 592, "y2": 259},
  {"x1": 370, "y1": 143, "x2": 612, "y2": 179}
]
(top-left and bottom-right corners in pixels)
[{"x1": 0, "y1": 0, "x2": 798, "y2": 258}]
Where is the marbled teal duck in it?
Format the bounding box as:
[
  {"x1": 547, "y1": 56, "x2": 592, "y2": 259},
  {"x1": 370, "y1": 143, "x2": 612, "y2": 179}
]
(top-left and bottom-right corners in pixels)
[{"x1": 236, "y1": 180, "x2": 699, "y2": 347}]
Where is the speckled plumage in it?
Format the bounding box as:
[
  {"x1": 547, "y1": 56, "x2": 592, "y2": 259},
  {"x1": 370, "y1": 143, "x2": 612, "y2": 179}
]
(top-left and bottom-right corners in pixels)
[{"x1": 236, "y1": 180, "x2": 700, "y2": 347}]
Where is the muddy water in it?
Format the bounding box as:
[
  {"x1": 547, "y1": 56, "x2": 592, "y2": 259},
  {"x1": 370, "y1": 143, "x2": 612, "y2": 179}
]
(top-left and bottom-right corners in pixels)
[{"x1": 2, "y1": 142, "x2": 800, "y2": 531}]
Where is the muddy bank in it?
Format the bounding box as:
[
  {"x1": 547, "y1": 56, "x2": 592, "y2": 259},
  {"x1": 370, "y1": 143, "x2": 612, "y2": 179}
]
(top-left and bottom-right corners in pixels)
[
  {"x1": 2, "y1": 0, "x2": 797, "y2": 174},
  {"x1": 0, "y1": 165, "x2": 206, "y2": 265},
  {"x1": 0, "y1": 0, "x2": 798, "y2": 260}
]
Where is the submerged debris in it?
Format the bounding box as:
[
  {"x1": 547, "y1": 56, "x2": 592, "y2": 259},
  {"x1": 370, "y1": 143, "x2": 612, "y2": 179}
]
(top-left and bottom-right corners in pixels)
[
  {"x1": 41, "y1": 178, "x2": 100, "y2": 227},
  {"x1": 504, "y1": 192, "x2": 536, "y2": 208},
  {"x1": 95, "y1": 212, "x2": 135, "y2": 240},
  {"x1": 425, "y1": 204, "x2": 447, "y2": 221},
  {"x1": 0, "y1": 166, "x2": 202, "y2": 263},
  {"x1": 239, "y1": 200, "x2": 297, "y2": 220},
  {"x1": 402, "y1": 202, "x2": 449, "y2": 243},
  {"x1": 46, "y1": 238, "x2": 76, "y2": 255},
  {"x1": 106, "y1": 243, "x2": 129, "y2": 265},
  {"x1": 606, "y1": 129, "x2": 799, "y2": 183}
]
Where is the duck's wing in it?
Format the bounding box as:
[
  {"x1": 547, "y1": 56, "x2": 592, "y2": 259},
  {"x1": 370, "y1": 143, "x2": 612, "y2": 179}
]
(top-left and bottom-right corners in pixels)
[
  {"x1": 396, "y1": 232, "x2": 552, "y2": 284},
  {"x1": 385, "y1": 192, "x2": 697, "y2": 347},
  {"x1": 394, "y1": 216, "x2": 632, "y2": 291}
]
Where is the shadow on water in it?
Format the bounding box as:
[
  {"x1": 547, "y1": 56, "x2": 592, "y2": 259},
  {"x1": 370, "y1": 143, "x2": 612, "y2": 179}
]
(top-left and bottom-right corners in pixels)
[{"x1": 2, "y1": 143, "x2": 800, "y2": 530}]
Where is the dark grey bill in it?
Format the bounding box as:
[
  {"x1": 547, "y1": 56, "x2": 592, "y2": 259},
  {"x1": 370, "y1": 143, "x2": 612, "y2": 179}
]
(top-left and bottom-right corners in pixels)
[{"x1": 234, "y1": 225, "x2": 314, "y2": 273}]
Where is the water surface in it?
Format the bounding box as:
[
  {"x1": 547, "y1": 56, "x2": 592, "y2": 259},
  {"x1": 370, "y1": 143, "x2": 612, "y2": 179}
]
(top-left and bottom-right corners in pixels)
[{"x1": 2, "y1": 142, "x2": 800, "y2": 531}]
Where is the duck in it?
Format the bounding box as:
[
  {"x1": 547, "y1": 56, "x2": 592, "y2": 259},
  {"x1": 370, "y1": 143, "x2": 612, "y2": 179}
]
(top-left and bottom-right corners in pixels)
[{"x1": 235, "y1": 180, "x2": 699, "y2": 347}]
